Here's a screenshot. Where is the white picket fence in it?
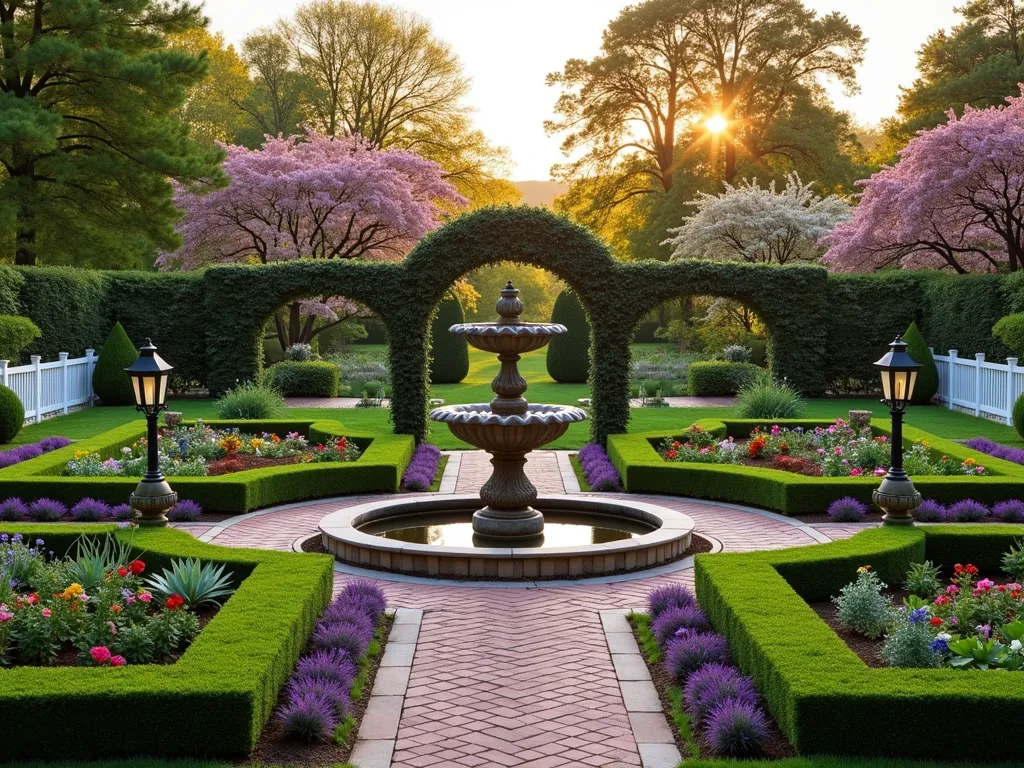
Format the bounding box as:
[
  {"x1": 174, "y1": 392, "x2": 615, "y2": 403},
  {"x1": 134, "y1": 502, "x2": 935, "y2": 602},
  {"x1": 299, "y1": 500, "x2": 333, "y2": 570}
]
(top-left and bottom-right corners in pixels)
[
  {"x1": 932, "y1": 348, "x2": 1024, "y2": 425},
  {"x1": 0, "y1": 350, "x2": 97, "y2": 423}
]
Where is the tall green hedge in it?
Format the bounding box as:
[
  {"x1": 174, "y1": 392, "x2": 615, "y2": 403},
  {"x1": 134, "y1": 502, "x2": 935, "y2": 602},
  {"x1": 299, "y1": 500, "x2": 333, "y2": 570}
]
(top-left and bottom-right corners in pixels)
[
  {"x1": 92, "y1": 322, "x2": 138, "y2": 405},
  {"x1": 546, "y1": 290, "x2": 590, "y2": 383},
  {"x1": 429, "y1": 295, "x2": 469, "y2": 384},
  {"x1": 903, "y1": 320, "x2": 938, "y2": 404}
]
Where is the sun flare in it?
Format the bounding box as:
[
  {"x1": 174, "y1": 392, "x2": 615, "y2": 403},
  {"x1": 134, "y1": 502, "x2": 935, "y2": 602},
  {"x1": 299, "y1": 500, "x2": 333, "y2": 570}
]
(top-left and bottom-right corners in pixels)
[{"x1": 705, "y1": 114, "x2": 728, "y2": 134}]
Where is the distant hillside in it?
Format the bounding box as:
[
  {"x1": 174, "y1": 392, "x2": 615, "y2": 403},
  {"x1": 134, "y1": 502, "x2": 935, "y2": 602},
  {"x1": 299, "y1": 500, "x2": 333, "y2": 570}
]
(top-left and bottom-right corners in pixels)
[{"x1": 513, "y1": 180, "x2": 569, "y2": 208}]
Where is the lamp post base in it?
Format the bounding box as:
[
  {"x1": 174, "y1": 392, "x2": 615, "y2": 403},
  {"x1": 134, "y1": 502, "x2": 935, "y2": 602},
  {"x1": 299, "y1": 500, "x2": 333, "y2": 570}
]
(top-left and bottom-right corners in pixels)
[
  {"x1": 130, "y1": 478, "x2": 178, "y2": 527},
  {"x1": 873, "y1": 474, "x2": 921, "y2": 526}
]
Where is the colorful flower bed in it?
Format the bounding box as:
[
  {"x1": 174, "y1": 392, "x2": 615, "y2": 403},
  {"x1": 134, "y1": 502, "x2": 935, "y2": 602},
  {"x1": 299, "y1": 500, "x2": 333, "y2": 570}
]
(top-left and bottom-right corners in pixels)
[
  {"x1": 0, "y1": 437, "x2": 71, "y2": 469},
  {"x1": 965, "y1": 437, "x2": 1024, "y2": 466},
  {"x1": 65, "y1": 420, "x2": 361, "y2": 478},
  {"x1": 577, "y1": 443, "x2": 621, "y2": 491},
  {"x1": 401, "y1": 444, "x2": 443, "y2": 491},
  {"x1": 0, "y1": 529, "x2": 235, "y2": 667},
  {"x1": 0, "y1": 496, "x2": 204, "y2": 523},
  {"x1": 634, "y1": 584, "x2": 775, "y2": 758},
  {"x1": 659, "y1": 419, "x2": 985, "y2": 478},
  {"x1": 834, "y1": 553, "x2": 1024, "y2": 671}
]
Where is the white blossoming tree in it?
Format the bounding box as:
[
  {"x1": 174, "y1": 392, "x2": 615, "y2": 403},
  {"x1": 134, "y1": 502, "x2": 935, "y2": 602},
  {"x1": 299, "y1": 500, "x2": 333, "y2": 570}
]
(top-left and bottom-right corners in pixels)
[{"x1": 663, "y1": 174, "x2": 851, "y2": 264}]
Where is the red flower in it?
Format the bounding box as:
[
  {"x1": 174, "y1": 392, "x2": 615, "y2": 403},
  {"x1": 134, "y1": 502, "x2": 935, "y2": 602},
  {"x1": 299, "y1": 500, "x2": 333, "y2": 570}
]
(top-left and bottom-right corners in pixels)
[
  {"x1": 128, "y1": 560, "x2": 145, "y2": 575},
  {"x1": 954, "y1": 564, "x2": 963, "y2": 573},
  {"x1": 966, "y1": 564, "x2": 979, "y2": 575},
  {"x1": 164, "y1": 594, "x2": 185, "y2": 611},
  {"x1": 89, "y1": 646, "x2": 112, "y2": 665},
  {"x1": 117, "y1": 567, "x2": 128, "y2": 578},
  {"x1": 929, "y1": 616, "x2": 942, "y2": 627}
]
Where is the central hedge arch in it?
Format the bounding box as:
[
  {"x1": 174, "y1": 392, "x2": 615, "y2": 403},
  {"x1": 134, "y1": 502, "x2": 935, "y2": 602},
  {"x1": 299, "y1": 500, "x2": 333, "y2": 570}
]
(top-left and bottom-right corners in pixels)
[{"x1": 204, "y1": 207, "x2": 831, "y2": 444}]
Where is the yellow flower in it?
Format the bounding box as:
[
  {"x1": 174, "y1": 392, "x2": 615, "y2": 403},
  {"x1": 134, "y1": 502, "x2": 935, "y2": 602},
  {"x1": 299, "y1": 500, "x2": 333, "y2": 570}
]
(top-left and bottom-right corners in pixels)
[
  {"x1": 856, "y1": 565, "x2": 872, "y2": 574},
  {"x1": 917, "y1": 440, "x2": 930, "y2": 448},
  {"x1": 73, "y1": 450, "x2": 90, "y2": 460},
  {"x1": 250, "y1": 438, "x2": 264, "y2": 450},
  {"x1": 62, "y1": 583, "x2": 84, "y2": 599},
  {"x1": 964, "y1": 458, "x2": 977, "y2": 467}
]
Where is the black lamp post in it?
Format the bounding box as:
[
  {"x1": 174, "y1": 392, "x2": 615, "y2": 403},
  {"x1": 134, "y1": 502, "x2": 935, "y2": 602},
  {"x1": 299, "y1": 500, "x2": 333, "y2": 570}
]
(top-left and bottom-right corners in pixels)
[
  {"x1": 124, "y1": 339, "x2": 176, "y2": 526},
  {"x1": 872, "y1": 336, "x2": 923, "y2": 526}
]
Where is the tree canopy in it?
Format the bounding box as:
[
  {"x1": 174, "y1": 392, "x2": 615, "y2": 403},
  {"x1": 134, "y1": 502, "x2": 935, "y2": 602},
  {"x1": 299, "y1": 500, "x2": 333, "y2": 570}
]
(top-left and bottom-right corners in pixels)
[{"x1": 0, "y1": 0, "x2": 224, "y2": 266}]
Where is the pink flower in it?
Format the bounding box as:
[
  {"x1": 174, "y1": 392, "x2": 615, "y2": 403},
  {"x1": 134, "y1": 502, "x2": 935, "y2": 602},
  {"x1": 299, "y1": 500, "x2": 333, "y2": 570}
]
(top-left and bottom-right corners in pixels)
[
  {"x1": 946, "y1": 585, "x2": 960, "y2": 595},
  {"x1": 834, "y1": 446, "x2": 843, "y2": 455},
  {"x1": 90, "y1": 646, "x2": 112, "y2": 665},
  {"x1": 110, "y1": 655, "x2": 127, "y2": 667},
  {"x1": 41, "y1": 608, "x2": 51, "y2": 618},
  {"x1": 138, "y1": 592, "x2": 152, "y2": 603},
  {"x1": 872, "y1": 467, "x2": 887, "y2": 476},
  {"x1": 770, "y1": 425, "x2": 781, "y2": 436},
  {"x1": 849, "y1": 468, "x2": 864, "y2": 477},
  {"x1": 0, "y1": 611, "x2": 13, "y2": 622}
]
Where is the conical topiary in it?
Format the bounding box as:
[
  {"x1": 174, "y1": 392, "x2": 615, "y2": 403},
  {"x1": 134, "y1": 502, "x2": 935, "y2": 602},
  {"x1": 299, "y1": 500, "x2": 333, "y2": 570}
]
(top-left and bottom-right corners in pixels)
[
  {"x1": 429, "y1": 295, "x2": 469, "y2": 384},
  {"x1": 92, "y1": 322, "x2": 139, "y2": 405},
  {"x1": 903, "y1": 321, "x2": 938, "y2": 405},
  {"x1": 0, "y1": 384, "x2": 24, "y2": 443},
  {"x1": 546, "y1": 290, "x2": 590, "y2": 384}
]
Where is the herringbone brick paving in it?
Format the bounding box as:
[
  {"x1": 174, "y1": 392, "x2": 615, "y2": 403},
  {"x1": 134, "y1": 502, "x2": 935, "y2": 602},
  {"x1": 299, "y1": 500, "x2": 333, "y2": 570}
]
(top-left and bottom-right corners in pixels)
[{"x1": 199, "y1": 452, "x2": 850, "y2": 767}]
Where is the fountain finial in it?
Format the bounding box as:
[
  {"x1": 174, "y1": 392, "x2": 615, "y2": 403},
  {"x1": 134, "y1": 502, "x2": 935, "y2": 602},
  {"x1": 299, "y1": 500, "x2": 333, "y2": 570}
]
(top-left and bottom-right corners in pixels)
[{"x1": 496, "y1": 281, "x2": 523, "y2": 325}]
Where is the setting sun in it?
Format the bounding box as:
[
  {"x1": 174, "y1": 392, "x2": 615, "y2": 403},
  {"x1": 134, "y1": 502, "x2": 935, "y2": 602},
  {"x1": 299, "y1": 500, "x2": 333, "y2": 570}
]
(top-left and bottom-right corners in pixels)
[{"x1": 705, "y1": 114, "x2": 728, "y2": 134}]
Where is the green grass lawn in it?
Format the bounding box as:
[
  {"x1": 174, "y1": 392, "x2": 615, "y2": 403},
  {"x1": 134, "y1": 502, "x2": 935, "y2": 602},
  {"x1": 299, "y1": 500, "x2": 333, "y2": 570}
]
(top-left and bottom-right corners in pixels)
[{"x1": 429, "y1": 345, "x2": 590, "y2": 405}]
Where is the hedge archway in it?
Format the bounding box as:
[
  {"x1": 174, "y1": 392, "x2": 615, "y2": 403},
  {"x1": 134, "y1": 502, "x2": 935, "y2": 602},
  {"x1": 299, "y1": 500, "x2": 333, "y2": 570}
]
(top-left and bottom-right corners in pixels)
[{"x1": 204, "y1": 207, "x2": 831, "y2": 444}]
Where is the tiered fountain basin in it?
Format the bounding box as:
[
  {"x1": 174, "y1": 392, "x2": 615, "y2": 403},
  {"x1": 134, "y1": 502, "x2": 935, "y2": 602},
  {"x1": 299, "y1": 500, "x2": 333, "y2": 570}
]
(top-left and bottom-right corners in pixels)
[{"x1": 318, "y1": 494, "x2": 695, "y2": 579}]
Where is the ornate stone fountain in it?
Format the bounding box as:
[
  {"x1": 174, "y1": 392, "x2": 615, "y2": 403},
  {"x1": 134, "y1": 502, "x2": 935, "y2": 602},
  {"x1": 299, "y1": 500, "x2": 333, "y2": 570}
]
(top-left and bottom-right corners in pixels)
[{"x1": 429, "y1": 282, "x2": 587, "y2": 538}]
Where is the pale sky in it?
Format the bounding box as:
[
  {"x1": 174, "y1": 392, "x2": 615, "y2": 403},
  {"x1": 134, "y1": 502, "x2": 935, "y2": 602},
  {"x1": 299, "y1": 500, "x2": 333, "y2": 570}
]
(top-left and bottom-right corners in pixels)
[{"x1": 204, "y1": 0, "x2": 964, "y2": 180}]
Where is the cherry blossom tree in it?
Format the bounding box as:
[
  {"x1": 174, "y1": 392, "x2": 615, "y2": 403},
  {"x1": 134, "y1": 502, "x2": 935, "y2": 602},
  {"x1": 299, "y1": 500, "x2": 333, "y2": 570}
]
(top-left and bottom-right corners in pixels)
[
  {"x1": 663, "y1": 174, "x2": 851, "y2": 265},
  {"x1": 160, "y1": 128, "x2": 465, "y2": 347},
  {"x1": 823, "y1": 89, "x2": 1024, "y2": 273}
]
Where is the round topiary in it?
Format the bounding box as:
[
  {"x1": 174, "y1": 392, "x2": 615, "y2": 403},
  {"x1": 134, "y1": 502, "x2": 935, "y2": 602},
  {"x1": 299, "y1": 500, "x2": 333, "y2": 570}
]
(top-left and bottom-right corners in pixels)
[
  {"x1": 993, "y1": 313, "x2": 1024, "y2": 357},
  {"x1": 92, "y1": 321, "x2": 138, "y2": 406},
  {"x1": 546, "y1": 290, "x2": 590, "y2": 384},
  {"x1": 429, "y1": 295, "x2": 469, "y2": 385},
  {"x1": 0, "y1": 315, "x2": 40, "y2": 362},
  {"x1": 1015, "y1": 393, "x2": 1024, "y2": 441},
  {"x1": 902, "y1": 321, "x2": 938, "y2": 405},
  {"x1": 0, "y1": 384, "x2": 24, "y2": 443}
]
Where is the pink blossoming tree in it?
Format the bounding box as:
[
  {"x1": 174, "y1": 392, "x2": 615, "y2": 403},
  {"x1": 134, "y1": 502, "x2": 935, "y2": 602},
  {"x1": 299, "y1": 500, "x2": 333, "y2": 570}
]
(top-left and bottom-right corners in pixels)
[
  {"x1": 160, "y1": 128, "x2": 466, "y2": 347},
  {"x1": 823, "y1": 88, "x2": 1024, "y2": 273}
]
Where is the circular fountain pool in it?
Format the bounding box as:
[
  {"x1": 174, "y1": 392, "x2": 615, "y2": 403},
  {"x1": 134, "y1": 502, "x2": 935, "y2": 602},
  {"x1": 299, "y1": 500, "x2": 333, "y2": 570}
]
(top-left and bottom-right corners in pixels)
[{"x1": 319, "y1": 495, "x2": 695, "y2": 580}]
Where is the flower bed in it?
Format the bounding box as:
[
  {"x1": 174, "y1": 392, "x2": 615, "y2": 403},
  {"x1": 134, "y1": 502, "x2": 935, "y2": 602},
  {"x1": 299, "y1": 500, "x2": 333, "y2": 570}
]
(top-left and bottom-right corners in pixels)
[
  {"x1": 0, "y1": 437, "x2": 71, "y2": 469},
  {"x1": 0, "y1": 524, "x2": 333, "y2": 759},
  {"x1": 966, "y1": 437, "x2": 1024, "y2": 465},
  {"x1": 401, "y1": 444, "x2": 443, "y2": 491},
  {"x1": 0, "y1": 529, "x2": 234, "y2": 667},
  {"x1": 608, "y1": 418, "x2": 1024, "y2": 515},
  {"x1": 66, "y1": 420, "x2": 360, "y2": 478},
  {"x1": 694, "y1": 525, "x2": 1024, "y2": 759},
  {"x1": 0, "y1": 496, "x2": 205, "y2": 523},
  {"x1": 575, "y1": 443, "x2": 622, "y2": 491},
  {"x1": 0, "y1": 419, "x2": 414, "y2": 514}
]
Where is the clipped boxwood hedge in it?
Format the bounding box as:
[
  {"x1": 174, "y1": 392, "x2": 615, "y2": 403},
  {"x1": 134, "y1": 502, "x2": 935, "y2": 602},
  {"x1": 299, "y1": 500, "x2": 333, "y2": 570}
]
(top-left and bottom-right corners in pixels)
[
  {"x1": 686, "y1": 360, "x2": 762, "y2": 396},
  {"x1": 695, "y1": 525, "x2": 1024, "y2": 759},
  {"x1": 608, "y1": 419, "x2": 1024, "y2": 515},
  {"x1": 0, "y1": 419, "x2": 414, "y2": 512},
  {"x1": 265, "y1": 360, "x2": 340, "y2": 397},
  {"x1": 0, "y1": 525, "x2": 333, "y2": 759}
]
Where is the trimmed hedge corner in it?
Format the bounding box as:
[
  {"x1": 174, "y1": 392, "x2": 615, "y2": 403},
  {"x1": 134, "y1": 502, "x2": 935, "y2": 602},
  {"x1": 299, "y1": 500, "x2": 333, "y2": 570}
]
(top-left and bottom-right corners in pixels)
[
  {"x1": 0, "y1": 525, "x2": 334, "y2": 759},
  {"x1": 608, "y1": 419, "x2": 1024, "y2": 515},
  {"x1": 686, "y1": 361, "x2": 761, "y2": 396},
  {"x1": 0, "y1": 419, "x2": 414, "y2": 513},
  {"x1": 695, "y1": 525, "x2": 1024, "y2": 759},
  {"x1": 266, "y1": 360, "x2": 340, "y2": 397}
]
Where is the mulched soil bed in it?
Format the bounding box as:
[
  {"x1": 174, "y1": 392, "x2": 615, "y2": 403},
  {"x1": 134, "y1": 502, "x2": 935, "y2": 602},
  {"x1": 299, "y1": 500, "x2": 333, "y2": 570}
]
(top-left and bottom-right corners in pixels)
[
  {"x1": 629, "y1": 617, "x2": 794, "y2": 761},
  {"x1": 248, "y1": 613, "x2": 394, "y2": 766},
  {"x1": 207, "y1": 454, "x2": 302, "y2": 475},
  {"x1": 302, "y1": 532, "x2": 714, "y2": 580},
  {"x1": 809, "y1": 600, "x2": 886, "y2": 667}
]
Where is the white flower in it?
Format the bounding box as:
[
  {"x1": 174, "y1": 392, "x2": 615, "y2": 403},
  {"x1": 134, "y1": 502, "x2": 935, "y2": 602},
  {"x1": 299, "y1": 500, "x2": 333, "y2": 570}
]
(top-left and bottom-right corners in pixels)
[
  {"x1": 937, "y1": 633, "x2": 952, "y2": 642},
  {"x1": 1011, "y1": 640, "x2": 1022, "y2": 652}
]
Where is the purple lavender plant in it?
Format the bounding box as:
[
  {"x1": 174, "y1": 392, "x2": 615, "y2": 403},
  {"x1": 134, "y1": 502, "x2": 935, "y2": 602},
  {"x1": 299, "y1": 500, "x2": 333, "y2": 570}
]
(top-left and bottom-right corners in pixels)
[
  {"x1": 37, "y1": 436, "x2": 72, "y2": 452},
  {"x1": 168, "y1": 499, "x2": 203, "y2": 522},
  {"x1": 965, "y1": 438, "x2": 1024, "y2": 466},
  {"x1": 402, "y1": 444, "x2": 443, "y2": 491},
  {"x1": 319, "y1": 605, "x2": 374, "y2": 637},
  {"x1": 286, "y1": 675, "x2": 351, "y2": 717},
  {"x1": 703, "y1": 698, "x2": 770, "y2": 757},
  {"x1": 683, "y1": 663, "x2": 759, "y2": 727},
  {"x1": 0, "y1": 437, "x2": 71, "y2": 469},
  {"x1": 338, "y1": 580, "x2": 387, "y2": 622},
  {"x1": 71, "y1": 498, "x2": 111, "y2": 522},
  {"x1": 651, "y1": 604, "x2": 710, "y2": 647},
  {"x1": 294, "y1": 649, "x2": 358, "y2": 687},
  {"x1": 0, "y1": 497, "x2": 27, "y2": 522},
  {"x1": 28, "y1": 498, "x2": 66, "y2": 522},
  {"x1": 277, "y1": 692, "x2": 339, "y2": 742},
  {"x1": 647, "y1": 584, "x2": 696, "y2": 619},
  {"x1": 993, "y1": 500, "x2": 1024, "y2": 522},
  {"x1": 576, "y1": 443, "x2": 621, "y2": 491},
  {"x1": 943, "y1": 499, "x2": 988, "y2": 522},
  {"x1": 914, "y1": 499, "x2": 945, "y2": 522},
  {"x1": 663, "y1": 631, "x2": 729, "y2": 682},
  {"x1": 826, "y1": 497, "x2": 868, "y2": 523},
  {"x1": 110, "y1": 504, "x2": 135, "y2": 521},
  {"x1": 311, "y1": 620, "x2": 373, "y2": 658}
]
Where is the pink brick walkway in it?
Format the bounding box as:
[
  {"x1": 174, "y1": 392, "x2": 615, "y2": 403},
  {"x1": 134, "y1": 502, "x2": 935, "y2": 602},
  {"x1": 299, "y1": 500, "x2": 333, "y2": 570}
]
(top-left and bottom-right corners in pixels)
[{"x1": 197, "y1": 453, "x2": 849, "y2": 768}]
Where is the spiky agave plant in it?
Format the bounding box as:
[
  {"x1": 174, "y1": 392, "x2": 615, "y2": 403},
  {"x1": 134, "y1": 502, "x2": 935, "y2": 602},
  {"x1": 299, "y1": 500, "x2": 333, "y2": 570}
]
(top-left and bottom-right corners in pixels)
[{"x1": 145, "y1": 558, "x2": 235, "y2": 607}]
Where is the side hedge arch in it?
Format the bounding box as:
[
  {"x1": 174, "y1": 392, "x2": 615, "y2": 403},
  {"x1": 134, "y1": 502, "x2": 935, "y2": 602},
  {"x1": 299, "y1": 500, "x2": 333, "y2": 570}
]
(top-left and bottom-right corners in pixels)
[{"x1": 203, "y1": 207, "x2": 832, "y2": 445}]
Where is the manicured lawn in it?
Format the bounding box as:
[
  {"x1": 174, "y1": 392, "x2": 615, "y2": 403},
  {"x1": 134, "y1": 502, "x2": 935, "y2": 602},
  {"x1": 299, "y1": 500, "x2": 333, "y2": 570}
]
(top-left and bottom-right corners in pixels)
[{"x1": 430, "y1": 345, "x2": 590, "y2": 405}]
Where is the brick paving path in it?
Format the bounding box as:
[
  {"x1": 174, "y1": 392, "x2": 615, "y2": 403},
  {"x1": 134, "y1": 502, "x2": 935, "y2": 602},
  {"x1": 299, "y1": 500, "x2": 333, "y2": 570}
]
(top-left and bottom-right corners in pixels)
[{"x1": 197, "y1": 452, "x2": 851, "y2": 768}]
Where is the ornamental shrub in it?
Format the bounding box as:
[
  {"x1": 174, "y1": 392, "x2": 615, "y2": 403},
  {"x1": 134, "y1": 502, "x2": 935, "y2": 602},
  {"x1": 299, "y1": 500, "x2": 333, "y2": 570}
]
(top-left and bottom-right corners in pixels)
[
  {"x1": 429, "y1": 295, "x2": 469, "y2": 384},
  {"x1": 648, "y1": 584, "x2": 696, "y2": 619},
  {"x1": 834, "y1": 568, "x2": 890, "y2": 639},
  {"x1": 881, "y1": 610, "x2": 943, "y2": 669},
  {"x1": 266, "y1": 361, "x2": 339, "y2": 397},
  {"x1": 284, "y1": 343, "x2": 314, "y2": 362},
  {"x1": 903, "y1": 560, "x2": 942, "y2": 598},
  {"x1": 686, "y1": 361, "x2": 761, "y2": 396},
  {"x1": 684, "y1": 663, "x2": 759, "y2": 727},
  {"x1": 663, "y1": 631, "x2": 730, "y2": 682},
  {"x1": 737, "y1": 377, "x2": 804, "y2": 419},
  {"x1": 0, "y1": 384, "x2": 24, "y2": 444},
  {"x1": 651, "y1": 604, "x2": 711, "y2": 647},
  {"x1": 992, "y1": 313, "x2": 1024, "y2": 357},
  {"x1": 827, "y1": 497, "x2": 868, "y2": 523},
  {"x1": 546, "y1": 290, "x2": 590, "y2": 384},
  {"x1": 0, "y1": 497, "x2": 27, "y2": 521},
  {"x1": 28, "y1": 498, "x2": 66, "y2": 522},
  {"x1": 0, "y1": 316, "x2": 40, "y2": 361},
  {"x1": 168, "y1": 500, "x2": 203, "y2": 522},
  {"x1": 903, "y1": 321, "x2": 938, "y2": 404},
  {"x1": 214, "y1": 381, "x2": 285, "y2": 419},
  {"x1": 311, "y1": 619, "x2": 372, "y2": 658},
  {"x1": 993, "y1": 500, "x2": 1024, "y2": 523},
  {"x1": 943, "y1": 499, "x2": 988, "y2": 522},
  {"x1": 295, "y1": 649, "x2": 358, "y2": 687},
  {"x1": 91, "y1": 322, "x2": 138, "y2": 406},
  {"x1": 338, "y1": 580, "x2": 388, "y2": 623},
  {"x1": 704, "y1": 698, "x2": 769, "y2": 757},
  {"x1": 286, "y1": 676, "x2": 350, "y2": 718},
  {"x1": 277, "y1": 692, "x2": 337, "y2": 742},
  {"x1": 70, "y1": 498, "x2": 110, "y2": 522},
  {"x1": 720, "y1": 344, "x2": 751, "y2": 363},
  {"x1": 1014, "y1": 394, "x2": 1024, "y2": 441},
  {"x1": 914, "y1": 499, "x2": 945, "y2": 522}
]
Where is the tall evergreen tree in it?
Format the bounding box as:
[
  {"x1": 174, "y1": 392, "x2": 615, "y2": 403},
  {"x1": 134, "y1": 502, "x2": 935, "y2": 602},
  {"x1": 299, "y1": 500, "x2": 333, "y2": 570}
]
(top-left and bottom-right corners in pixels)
[{"x1": 0, "y1": 0, "x2": 224, "y2": 266}]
